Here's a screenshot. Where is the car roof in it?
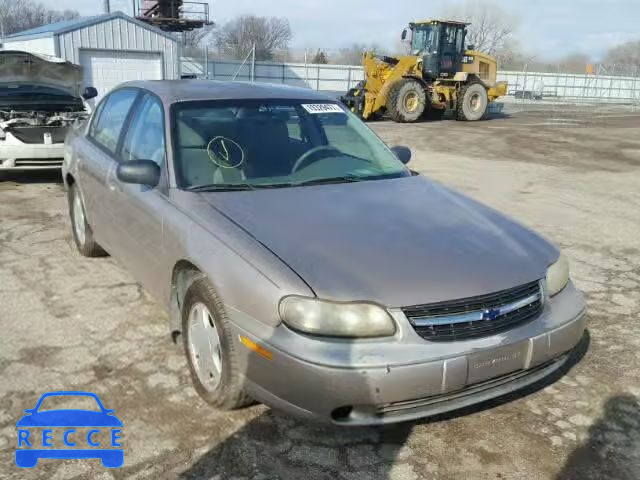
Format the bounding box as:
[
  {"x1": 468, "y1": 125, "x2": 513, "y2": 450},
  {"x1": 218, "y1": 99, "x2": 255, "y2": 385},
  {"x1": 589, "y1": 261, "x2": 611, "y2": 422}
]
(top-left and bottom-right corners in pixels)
[{"x1": 119, "y1": 80, "x2": 336, "y2": 104}]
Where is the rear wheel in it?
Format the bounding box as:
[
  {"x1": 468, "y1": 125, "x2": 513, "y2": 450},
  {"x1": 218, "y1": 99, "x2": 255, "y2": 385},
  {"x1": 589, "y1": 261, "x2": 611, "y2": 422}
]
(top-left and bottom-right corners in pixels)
[
  {"x1": 387, "y1": 79, "x2": 426, "y2": 123},
  {"x1": 456, "y1": 82, "x2": 488, "y2": 121},
  {"x1": 68, "y1": 183, "x2": 106, "y2": 257}
]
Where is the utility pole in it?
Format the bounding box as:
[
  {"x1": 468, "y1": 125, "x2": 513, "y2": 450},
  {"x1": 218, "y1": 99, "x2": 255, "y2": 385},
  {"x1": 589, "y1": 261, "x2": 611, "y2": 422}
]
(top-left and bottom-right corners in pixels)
[
  {"x1": 104, "y1": 0, "x2": 111, "y2": 14},
  {"x1": 251, "y1": 43, "x2": 256, "y2": 82}
]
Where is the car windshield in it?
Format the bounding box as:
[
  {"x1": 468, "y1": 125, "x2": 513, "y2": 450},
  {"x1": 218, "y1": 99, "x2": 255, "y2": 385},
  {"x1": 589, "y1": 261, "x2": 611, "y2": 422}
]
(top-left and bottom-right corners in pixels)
[
  {"x1": 172, "y1": 99, "x2": 410, "y2": 190},
  {"x1": 411, "y1": 25, "x2": 439, "y2": 55}
]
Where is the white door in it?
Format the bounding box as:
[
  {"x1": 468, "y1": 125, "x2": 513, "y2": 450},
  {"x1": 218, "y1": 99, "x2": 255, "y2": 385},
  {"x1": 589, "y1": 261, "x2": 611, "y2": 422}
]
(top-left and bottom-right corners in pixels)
[{"x1": 80, "y1": 49, "x2": 163, "y2": 100}]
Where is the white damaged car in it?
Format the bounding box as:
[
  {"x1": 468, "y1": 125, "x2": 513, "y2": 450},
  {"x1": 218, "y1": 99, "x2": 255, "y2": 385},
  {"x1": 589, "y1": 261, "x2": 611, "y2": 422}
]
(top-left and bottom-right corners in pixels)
[{"x1": 0, "y1": 50, "x2": 97, "y2": 171}]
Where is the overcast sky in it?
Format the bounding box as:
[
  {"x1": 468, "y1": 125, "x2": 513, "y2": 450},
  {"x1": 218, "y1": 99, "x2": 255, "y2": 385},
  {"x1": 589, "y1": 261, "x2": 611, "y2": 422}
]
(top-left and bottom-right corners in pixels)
[{"x1": 39, "y1": 0, "x2": 640, "y2": 60}]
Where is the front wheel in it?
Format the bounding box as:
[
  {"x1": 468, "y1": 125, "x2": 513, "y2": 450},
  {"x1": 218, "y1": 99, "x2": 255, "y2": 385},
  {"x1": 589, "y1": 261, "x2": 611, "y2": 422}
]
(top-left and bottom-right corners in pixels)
[
  {"x1": 182, "y1": 278, "x2": 252, "y2": 410},
  {"x1": 456, "y1": 83, "x2": 489, "y2": 121},
  {"x1": 387, "y1": 79, "x2": 426, "y2": 123}
]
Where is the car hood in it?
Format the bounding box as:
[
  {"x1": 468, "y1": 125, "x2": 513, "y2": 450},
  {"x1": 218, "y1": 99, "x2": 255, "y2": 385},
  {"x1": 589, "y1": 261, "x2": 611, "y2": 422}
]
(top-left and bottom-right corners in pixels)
[
  {"x1": 0, "y1": 50, "x2": 83, "y2": 98},
  {"x1": 201, "y1": 176, "x2": 558, "y2": 308}
]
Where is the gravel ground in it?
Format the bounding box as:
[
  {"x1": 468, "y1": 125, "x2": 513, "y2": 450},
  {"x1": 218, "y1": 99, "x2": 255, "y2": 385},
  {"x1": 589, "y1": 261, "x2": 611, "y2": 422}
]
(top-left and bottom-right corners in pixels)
[{"x1": 0, "y1": 109, "x2": 639, "y2": 480}]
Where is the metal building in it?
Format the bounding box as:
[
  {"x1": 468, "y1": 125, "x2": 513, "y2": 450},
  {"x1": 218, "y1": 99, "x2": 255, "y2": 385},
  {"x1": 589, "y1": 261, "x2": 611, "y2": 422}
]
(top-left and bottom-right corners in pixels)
[{"x1": 1, "y1": 12, "x2": 179, "y2": 99}]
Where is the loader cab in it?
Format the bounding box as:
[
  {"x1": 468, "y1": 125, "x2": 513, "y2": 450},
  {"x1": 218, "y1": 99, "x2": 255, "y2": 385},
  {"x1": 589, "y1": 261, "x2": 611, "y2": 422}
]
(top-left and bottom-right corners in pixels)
[{"x1": 405, "y1": 20, "x2": 468, "y2": 80}]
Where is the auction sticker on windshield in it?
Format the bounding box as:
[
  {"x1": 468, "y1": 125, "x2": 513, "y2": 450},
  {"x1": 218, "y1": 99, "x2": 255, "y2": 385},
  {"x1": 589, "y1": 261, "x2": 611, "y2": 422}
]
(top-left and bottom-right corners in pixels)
[{"x1": 302, "y1": 104, "x2": 344, "y2": 114}]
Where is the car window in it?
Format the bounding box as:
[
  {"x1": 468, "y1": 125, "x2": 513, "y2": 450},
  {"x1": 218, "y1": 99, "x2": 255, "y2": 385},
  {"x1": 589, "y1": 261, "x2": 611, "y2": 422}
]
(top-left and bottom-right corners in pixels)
[
  {"x1": 90, "y1": 89, "x2": 138, "y2": 154},
  {"x1": 88, "y1": 98, "x2": 107, "y2": 138},
  {"x1": 122, "y1": 94, "x2": 166, "y2": 166}
]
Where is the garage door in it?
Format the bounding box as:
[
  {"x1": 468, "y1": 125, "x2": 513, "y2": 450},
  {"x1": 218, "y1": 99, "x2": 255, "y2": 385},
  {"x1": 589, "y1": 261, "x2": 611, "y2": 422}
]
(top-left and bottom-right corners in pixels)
[{"x1": 80, "y1": 49, "x2": 163, "y2": 100}]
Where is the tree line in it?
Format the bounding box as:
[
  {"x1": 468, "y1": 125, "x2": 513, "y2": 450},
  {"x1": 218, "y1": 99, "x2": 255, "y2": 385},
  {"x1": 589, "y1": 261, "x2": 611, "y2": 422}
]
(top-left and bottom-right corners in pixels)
[{"x1": 0, "y1": 0, "x2": 78, "y2": 37}]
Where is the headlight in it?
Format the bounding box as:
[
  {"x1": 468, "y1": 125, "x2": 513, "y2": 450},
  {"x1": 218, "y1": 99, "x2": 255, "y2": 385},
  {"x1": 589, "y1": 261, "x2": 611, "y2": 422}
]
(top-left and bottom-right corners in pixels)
[
  {"x1": 546, "y1": 253, "x2": 570, "y2": 297},
  {"x1": 279, "y1": 296, "x2": 396, "y2": 338}
]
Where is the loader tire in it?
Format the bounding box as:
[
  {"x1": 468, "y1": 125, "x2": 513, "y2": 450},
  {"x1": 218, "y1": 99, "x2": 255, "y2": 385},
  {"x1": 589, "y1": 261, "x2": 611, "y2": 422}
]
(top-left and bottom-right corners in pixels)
[
  {"x1": 387, "y1": 79, "x2": 426, "y2": 123},
  {"x1": 456, "y1": 82, "x2": 488, "y2": 121}
]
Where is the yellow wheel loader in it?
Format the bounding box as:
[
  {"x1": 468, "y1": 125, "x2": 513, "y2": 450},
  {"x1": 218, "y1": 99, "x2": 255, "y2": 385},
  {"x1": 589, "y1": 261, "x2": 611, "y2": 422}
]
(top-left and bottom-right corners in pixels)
[{"x1": 342, "y1": 20, "x2": 507, "y2": 122}]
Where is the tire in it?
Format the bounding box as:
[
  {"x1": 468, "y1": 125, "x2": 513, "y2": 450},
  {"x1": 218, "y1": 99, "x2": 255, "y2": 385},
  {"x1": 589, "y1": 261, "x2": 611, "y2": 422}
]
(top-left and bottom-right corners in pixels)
[
  {"x1": 456, "y1": 82, "x2": 489, "y2": 121},
  {"x1": 68, "y1": 183, "x2": 107, "y2": 257},
  {"x1": 182, "y1": 277, "x2": 252, "y2": 410},
  {"x1": 387, "y1": 79, "x2": 427, "y2": 123}
]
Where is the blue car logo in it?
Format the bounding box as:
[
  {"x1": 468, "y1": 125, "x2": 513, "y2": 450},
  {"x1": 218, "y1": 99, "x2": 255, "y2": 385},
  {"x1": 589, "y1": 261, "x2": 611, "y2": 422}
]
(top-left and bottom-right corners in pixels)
[
  {"x1": 481, "y1": 308, "x2": 502, "y2": 321},
  {"x1": 15, "y1": 391, "x2": 123, "y2": 468}
]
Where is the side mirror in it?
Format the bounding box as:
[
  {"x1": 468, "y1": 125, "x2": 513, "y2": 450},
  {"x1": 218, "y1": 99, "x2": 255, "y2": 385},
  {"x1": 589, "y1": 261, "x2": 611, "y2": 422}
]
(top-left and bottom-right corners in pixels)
[
  {"x1": 116, "y1": 160, "x2": 160, "y2": 187},
  {"x1": 467, "y1": 44, "x2": 476, "y2": 51},
  {"x1": 401, "y1": 29, "x2": 408, "y2": 41},
  {"x1": 82, "y1": 87, "x2": 98, "y2": 100},
  {"x1": 391, "y1": 145, "x2": 412, "y2": 165}
]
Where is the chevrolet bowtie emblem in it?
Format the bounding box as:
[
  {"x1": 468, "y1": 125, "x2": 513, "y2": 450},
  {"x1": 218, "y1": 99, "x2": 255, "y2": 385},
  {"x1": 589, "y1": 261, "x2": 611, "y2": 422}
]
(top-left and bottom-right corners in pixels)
[{"x1": 481, "y1": 308, "x2": 502, "y2": 321}]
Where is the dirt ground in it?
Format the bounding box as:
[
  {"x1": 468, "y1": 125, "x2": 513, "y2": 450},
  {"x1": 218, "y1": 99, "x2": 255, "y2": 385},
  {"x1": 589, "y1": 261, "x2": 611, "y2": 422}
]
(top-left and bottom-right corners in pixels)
[{"x1": 1, "y1": 109, "x2": 639, "y2": 480}]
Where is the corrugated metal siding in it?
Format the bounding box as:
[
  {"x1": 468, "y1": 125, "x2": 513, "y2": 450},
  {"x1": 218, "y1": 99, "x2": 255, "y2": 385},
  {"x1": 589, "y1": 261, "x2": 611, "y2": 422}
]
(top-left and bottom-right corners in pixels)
[
  {"x1": 56, "y1": 17, "x2": 178, "y2": 79},
  {"x1": 1, "y1": 37, "x2": 57, "y2": 56}
]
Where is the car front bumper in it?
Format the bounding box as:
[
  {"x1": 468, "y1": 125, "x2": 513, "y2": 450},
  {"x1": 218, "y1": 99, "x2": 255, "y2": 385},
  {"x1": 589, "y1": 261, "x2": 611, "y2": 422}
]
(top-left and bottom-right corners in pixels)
[
  {"x1": 231, "y1": 282, "x2": 587, "y2": 426},
  {"x1": 0, "y1": 135, "x2": 64, "y2": 170}
]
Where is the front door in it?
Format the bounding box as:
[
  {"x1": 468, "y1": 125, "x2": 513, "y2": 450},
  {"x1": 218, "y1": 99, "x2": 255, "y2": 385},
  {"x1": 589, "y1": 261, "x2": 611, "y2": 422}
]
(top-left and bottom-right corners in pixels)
[
  {"x1": 105, "y1": 93, "x2": 168, "y2": 300},
  {"x1": 439, "y1": 25, "x2": 466, "y2": 76}
]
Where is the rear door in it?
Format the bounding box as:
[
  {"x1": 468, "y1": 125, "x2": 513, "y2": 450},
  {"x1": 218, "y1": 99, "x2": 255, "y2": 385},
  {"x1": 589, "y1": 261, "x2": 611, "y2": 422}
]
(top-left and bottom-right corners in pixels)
[{"x1": 79, "y1": 89, "x2": 140, "y2": 252}]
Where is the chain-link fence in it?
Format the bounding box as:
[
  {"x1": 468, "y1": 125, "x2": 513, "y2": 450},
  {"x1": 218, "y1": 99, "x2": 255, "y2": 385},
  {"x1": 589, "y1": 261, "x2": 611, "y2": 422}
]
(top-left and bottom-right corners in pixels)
[
  {"x1": 181, "y1": 51, "x2": 640, "y2": 112},
  {"x1": 498, "y1": 63, "x2": 640, "y2": 115},
  {"x1": 181, "y1": 53, "x2": 365, "y2": 97}
]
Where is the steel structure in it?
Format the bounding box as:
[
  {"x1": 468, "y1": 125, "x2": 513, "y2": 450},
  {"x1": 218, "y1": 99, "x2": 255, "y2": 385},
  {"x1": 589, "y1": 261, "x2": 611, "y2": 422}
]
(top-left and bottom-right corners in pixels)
[{"x1": 134, "y1": 0, "x2": 211, "y2": 32}]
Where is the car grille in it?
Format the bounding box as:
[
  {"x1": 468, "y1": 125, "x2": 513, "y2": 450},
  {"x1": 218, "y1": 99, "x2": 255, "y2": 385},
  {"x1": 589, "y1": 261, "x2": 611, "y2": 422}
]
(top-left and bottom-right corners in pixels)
[{"x1": 403, "y1": 280, "x2": 543, "y2": 342}]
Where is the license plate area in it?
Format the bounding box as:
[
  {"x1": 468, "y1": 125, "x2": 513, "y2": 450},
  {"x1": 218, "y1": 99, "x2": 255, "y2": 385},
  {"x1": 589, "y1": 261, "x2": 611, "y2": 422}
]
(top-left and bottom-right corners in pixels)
[{"x1": 466, "y1": 341, "x2": 528, "y2": 384}]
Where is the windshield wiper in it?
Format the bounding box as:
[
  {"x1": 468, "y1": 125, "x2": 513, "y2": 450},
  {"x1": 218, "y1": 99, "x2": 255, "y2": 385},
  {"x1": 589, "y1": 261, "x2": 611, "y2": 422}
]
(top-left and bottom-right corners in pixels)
[
  {"x1": 186, "y1": 182, "x2": 291, "y2": 192},
  {"x1": 293, "y1": 173, "x2": 407, "y2": 186},
  {"x1": 186, "y1": 183, "x2": 254, "y2": 192},
  {"x1": 293, "y1": 176, "x2": 363, "y2": 187}
]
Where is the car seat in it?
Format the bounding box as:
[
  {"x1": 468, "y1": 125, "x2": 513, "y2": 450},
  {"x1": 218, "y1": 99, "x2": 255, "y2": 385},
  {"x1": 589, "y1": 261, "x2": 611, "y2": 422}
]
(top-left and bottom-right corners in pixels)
[
  {"x1": 176, "y1": 119, "x2": 245, "y2": 186},
  {"x1": 236, "y1": 109, "x2": 292, "y2": 178}
]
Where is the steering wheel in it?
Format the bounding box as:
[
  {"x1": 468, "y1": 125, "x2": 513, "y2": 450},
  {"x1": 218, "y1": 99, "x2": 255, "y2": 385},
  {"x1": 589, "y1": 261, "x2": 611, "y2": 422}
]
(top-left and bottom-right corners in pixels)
[{"x1": 292, "y1": 146, "x2": 341, "y2": 173}]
